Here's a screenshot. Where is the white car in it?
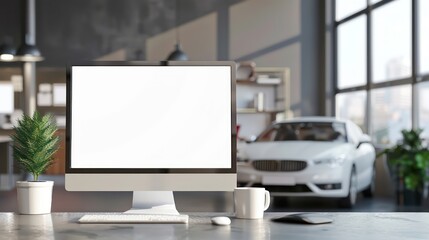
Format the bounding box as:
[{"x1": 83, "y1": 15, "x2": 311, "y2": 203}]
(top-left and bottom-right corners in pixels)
[{"x1": 237, "y1": 117, "x2": 376, "y2": 207}]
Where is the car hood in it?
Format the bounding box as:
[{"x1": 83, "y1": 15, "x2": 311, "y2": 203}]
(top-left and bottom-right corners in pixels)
[{"x1": 241, "y1": 141, "x2": 353, "y2": 161}]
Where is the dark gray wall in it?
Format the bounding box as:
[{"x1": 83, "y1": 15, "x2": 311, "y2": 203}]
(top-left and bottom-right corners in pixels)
[
  {"x1": 235, "y1": 0, "x2": 324, "y2": 116},
  {"x1": 0, "y1": 0, "x2": 23, "y2": 48},
  {"x1": 302, "y1": 0, "x2": 325, "y2": 116},
  {"x1": 0, "y1": 0, "x2": 324, "y2": 116},
  {"x1": 0, "y1": 0, "x2": 242, "y2": 66}
]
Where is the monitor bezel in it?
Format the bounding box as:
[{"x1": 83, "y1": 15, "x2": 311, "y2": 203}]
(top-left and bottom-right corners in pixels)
[{"x1": 66, "y1": 61, "x2": 236, "y2": 174}]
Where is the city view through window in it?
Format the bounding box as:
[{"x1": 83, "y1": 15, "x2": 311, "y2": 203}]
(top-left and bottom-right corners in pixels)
[{"x1": 335, "y1": 0, "x2": 429, "y2": 146}]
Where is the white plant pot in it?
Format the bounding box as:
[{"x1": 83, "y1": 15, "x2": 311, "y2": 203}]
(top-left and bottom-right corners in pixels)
[{"x1": 16, "y1": 181, "x2": 54, "y2": 215}]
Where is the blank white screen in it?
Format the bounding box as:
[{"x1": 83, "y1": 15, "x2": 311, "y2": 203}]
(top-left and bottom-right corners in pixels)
[{"x1": 71, "y1": 66, "x2": 232, "y2": 169}]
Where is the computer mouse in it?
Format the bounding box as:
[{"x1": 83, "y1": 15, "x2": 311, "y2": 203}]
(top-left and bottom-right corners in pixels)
[{"x1": 211, "y1": 216, "x2": 231, "y2": 226}]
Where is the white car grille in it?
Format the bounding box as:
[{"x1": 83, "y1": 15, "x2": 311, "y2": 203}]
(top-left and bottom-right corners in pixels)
[{"x1": 252, "y1": 160, "x2": 307, "y2": 172}]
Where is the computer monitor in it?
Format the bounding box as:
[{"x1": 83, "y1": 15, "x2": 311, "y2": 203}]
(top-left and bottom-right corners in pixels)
[{"x1": 65, "y1": 61, "x2": 237, "y2": 215}]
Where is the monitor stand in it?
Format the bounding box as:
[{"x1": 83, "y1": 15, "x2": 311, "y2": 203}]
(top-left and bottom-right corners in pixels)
[{"x1": 124, "y1": 191, "x2": 180, "y2": 215}]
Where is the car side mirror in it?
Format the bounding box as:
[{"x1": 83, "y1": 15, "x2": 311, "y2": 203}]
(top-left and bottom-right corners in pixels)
[{"x1": 357, "y1": 134, "x2": 372, "y2": 149}]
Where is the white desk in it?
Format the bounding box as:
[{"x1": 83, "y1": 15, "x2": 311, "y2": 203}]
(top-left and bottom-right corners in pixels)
[{"x1": 0, "y1": 212, "x2": 428, "y2": 239}]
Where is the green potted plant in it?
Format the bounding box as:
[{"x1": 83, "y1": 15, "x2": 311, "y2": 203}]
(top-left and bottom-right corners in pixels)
[
  {"x1": 11, "y1": 112, "x2": 60, "y2": 214},
  {"x1": 378, "y1": 129, "x2": 429, "y2": 205}
]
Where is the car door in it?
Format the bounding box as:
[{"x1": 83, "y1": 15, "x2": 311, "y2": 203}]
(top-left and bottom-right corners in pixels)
[{"x1": 348, "y1": 123, "x2": 374, "y2": 190}]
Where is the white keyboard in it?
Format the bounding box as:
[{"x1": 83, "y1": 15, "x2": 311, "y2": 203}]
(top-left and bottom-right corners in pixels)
[{"x1": 78, "y1": 214, "x2": 189, "y2": 224}]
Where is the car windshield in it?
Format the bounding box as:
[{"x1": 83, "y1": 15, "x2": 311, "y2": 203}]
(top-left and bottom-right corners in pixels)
[{"x1": 256, "y1": 122, "x2": 347, "y2": 142}]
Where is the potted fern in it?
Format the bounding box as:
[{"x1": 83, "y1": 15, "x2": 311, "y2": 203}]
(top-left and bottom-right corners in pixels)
[{"x1": 11, "y1": 112, "x2": 60, "y2": 214}]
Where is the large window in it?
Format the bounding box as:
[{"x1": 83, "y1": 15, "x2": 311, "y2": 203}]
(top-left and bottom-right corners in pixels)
[
  {"x1": 336, "y1": 0, "x2": 366, "y2": 21},
  {"x1": 336, "y1": 91, "x2": 366, "y2": 131},
  {"x1": 371, "y1": 85, "x2": 412, "y2": 145},
  {"x1": 334, "y1": 0, "x2": 428, "y2": 146},
  {"x1": 420, "y1": 0, "x2": 429, "y2": 75},
  {"x1": 418, "y1": 81, "x2": 429, "y2": 139},
  {"x1": 372, "y1": 0, "x2": 411, "y2": 83},
  {"x1": 337, "y1": 16, "x2": 367, "y2": 89}
]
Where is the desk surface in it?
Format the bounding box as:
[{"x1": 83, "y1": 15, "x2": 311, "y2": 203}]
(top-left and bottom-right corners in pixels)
[{"x1": 0, "y1": 212, "x2": 427, "y2": 240}]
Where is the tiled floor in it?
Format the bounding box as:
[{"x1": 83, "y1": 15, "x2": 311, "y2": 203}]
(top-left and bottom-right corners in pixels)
[{"x1": 0, "y1": 175, "x2": 426, "y2": 213}]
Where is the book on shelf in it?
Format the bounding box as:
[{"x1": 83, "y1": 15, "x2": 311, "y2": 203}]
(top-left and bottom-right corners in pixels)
[
  {"x1": 237, "y1": 108, "x2": 257, "y2": 113},
  {"x1": 237, "y1": 108, "x2": 283, "y2": 113},
  {"x1": 256, "y1": 76, "x2": 281, "y2": 84}
]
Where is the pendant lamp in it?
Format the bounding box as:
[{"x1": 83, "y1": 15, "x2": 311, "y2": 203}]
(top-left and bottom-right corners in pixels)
[
  {"x1": 166, "y1": 0, "x2": 188, "y2": 61},
  {"x1": 15, "y1": 0, "x2": 44, "y2": 62},
  {"x1": 0, "y1": 43, "x2": 17, "y2": 61},
  {"x1": 16, "y1": 43, "x2": 43, "y2": 62}
]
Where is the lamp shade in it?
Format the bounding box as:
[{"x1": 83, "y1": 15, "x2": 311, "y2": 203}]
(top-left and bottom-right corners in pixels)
[
  {"x1": 0, "y1": 43, "x2": 17, "y2": 61},
  {"x1": 16, "y1": 43, "x2": 44, "y2": 62},
  {"x1": 166, "y1": 44, "x2": 188, "y2": 61}
]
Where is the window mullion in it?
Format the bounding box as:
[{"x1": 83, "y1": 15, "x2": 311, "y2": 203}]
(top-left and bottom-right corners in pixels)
[
  {"x1": 333, "y1": 0, "x2": 338, "y2": 115},
  {"x1": 366, "y1": 2, "x2": 372, "y2": 135},
  {"x1": 411, "y1": 0, "x2": 419, "y2": 129}
]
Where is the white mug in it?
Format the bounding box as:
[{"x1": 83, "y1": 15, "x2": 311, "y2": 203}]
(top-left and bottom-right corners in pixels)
[{"x1": 234, "y1": 187, "x2": 270, "y2": 219}]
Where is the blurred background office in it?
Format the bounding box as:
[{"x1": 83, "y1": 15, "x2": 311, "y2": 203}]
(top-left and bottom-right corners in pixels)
[{"x1": 0, "y1": 0, "x2": 428, "y2": 212}]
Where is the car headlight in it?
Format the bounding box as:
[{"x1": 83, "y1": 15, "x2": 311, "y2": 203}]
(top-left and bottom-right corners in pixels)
[{"x1": 313, "y1": 155, "x2": 346, "y2": 166}]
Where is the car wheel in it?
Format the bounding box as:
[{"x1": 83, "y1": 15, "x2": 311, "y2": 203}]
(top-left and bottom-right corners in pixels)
[
  {"x1": 362, "y1": 165, "x2": 376, "y2": 198},
  {"x1": 339, "y1": 166, "x2": 357, "y2": 208}
]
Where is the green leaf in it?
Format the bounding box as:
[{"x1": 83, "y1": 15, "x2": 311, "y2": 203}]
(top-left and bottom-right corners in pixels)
[{"x1": 11, "y1": 112, "x2": 59, "y2": 181}]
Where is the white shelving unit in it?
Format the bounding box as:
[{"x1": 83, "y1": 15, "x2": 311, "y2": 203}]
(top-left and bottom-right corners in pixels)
[{"x1": 236, "y1": 67, "x2": 292, "y2": 139}]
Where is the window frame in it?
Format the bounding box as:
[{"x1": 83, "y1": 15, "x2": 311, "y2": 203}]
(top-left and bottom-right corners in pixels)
[{"x1": 332, "y1": 0, "x2": 427, "y2": 146}]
